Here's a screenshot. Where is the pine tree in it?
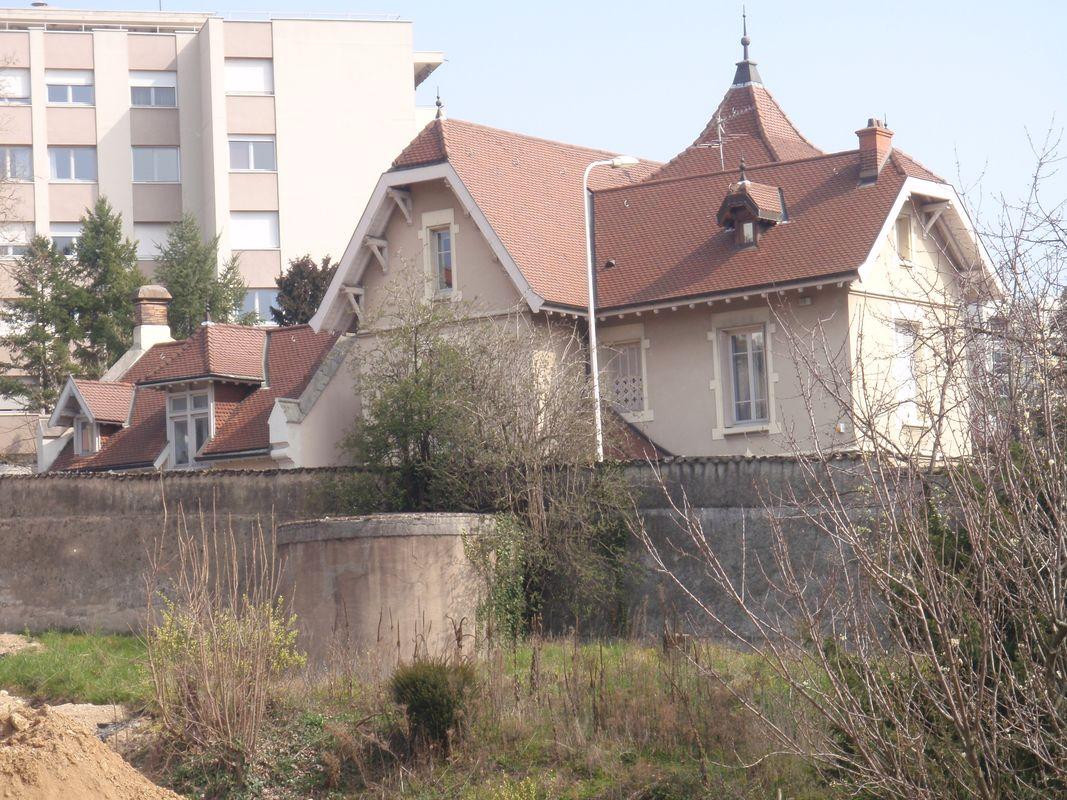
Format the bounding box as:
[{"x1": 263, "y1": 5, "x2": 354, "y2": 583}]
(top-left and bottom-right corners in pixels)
[
  {"x1": 272, "y1": 254, "x2": 337, "y2": 326},
  {"x1": 0, "y1": 237, "x2": 83, "y2": 412},
  {"x1": 154, "y1": 214, "x2": 254, "y2": 339},
  {"x1": 73, "y1": 197, "x2": 143, "y2": 377}
]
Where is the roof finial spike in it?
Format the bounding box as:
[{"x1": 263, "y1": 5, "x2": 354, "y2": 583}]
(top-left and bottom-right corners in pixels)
[
  {"x1": 434, "y1": 87, "x2": 445, "y2": 120},
  {"x1": 741, "y1": 5, "x2": 751, "y2": 61},
  {"x1": 739, "y1": 156, "x2": 749, "y2": 184}
]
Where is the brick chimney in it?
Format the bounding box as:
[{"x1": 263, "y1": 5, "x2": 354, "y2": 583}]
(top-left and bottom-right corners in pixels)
[
  {"x1": 132, "y1": 284, "x2": 173, "y2": 349},
  {"x1": 856, "y1": 118, "x2": 893, "y2": 183}
]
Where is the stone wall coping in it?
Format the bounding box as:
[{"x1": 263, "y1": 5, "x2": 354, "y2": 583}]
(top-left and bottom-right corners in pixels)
[{"x1": 277, "y1": 512, "x2": 492, "y2": 546}]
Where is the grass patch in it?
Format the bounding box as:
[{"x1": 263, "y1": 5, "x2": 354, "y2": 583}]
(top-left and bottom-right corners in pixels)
[{"x1": 0, "y1": 631, "x2": 149, "y2": 706}]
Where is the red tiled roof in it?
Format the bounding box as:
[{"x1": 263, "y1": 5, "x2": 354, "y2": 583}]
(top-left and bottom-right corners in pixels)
[
  {"x1": 137, "y1": 324, "x2": 267, "y2": 385},
  {"x1": 72, "y1": 379, "x2": 134, "y2": 424},
  {"x1": 648, "y1": 84, "x2": 822, "y2": 181},
  {"x1": 201, "y1": 326, "x2": 339, "y2": 457},
  {"x1": 593, "y1": 149, "x2": 935, "y2": 309},
  {"x1": 50, "y1": 325, "x2": 339, "y2": 471},
  {"x1": 392, "y1": 118, "x2": 662, "y2": 308}
]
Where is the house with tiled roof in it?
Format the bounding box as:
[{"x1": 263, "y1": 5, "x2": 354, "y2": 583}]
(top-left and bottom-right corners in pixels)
[
  {"x1": 283, "y1": 31, "x2": 1001, "y2": 463},
  {"x1": 37, "y1": 285, "x2": 341, "y2": 472}
]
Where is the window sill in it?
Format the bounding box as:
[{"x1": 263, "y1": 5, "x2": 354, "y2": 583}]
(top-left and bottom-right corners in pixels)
[
  {"x1": 229, "y1": 169, "x2": 278, "y2": 175},
  {"x1": 133, "y1": 181, "x2": 182, "y2": 185},
  {"x1": 231, "y1": 247, "x2": 281, "y2": 252},
  {"x1": 49, "y1": 180, "x2": 97, "y2": 185},
  {"x1": 225, "y1": 92, "x2": 275, "y2": 98},
  {"x1": 723, "y1": 422, "x2": 772, "y2": 436},
  {"x1": 131, "y1": 105, "x2": 178, "y2": 110},
  {"x1": 621, "y1": 409, "x2": 654, "y2": 424},
  {"x1": 46, "y1": 103, "x2": 95, "y2": 109},
  {"x1": 0, "y1": 100, "x2": 30, "y2": 105}
]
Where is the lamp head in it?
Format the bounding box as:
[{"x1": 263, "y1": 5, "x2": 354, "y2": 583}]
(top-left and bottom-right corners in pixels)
[{"x1": 608, "y1": 155, "x2": 639, "y2": 169}]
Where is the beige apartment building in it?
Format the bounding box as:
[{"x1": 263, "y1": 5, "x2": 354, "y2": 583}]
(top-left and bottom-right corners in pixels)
[{"x1": 0, "y1": 5, "x2": 442, "y2": 465}]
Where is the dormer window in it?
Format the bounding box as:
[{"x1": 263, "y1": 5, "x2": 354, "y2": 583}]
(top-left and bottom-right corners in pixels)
[
  {"x1": 716, "y1": 159, "x2": 786, "y2": 251},
  {"x1": 741, "y1": 221, "x2": 755, "y2": 245},
  {"x1": 74, "y1": 416, "x2": 98, "y2": 456},
  {"x1": 168, "y1": 387, "x2": 211, "y2": 467}
]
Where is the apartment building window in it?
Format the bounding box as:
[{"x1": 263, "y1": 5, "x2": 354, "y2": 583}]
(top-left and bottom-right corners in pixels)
[
  {"x1": 229, "y1": 211, "x2": 279, "y2": 250},
  {"x1": 229, "y1": 136, "x2": 276, "y2": 171},
  {"x1": 133, "y1": 222, "x2": 171, "y2": 260},
  {"x1": 49, "y1": 147, "x2": 97, "y2": 182},
  {"x1": 729, "y1": 328, "x2": 768, "y2": 424},
  {"x1": 51, "y1": 222, "x2": 82, "y2": 256},
  {"x1": 242, "y1": 289, "x2": 277, "y2": 324},
  {"x1": 168, "y1": 388, "x2": 211, "y2": 467},
  {"x1": 0, "y1": 223, "x2": 32, "y2": 258},
  {"x1": 132, "y1": 147, "x2": 180, "y2": 182},
  {"x1": 0, "y1": 146, "x2": 31, "y2": 181},
  {"x1": 45, "y1": 69, "x2": 94, "y2": 105},
  {"x1": 433, "y1": 228, "x2": 453, "y2": 292},
  {"x1": 0, "y1": 68, "x2": 30, "y2": 104},
  {"x1": 129, "y1": 70, "x2": 177, "y2": 107},
  {"x1": 224, "y1": 58, "x2": 273, "y2": 95}
]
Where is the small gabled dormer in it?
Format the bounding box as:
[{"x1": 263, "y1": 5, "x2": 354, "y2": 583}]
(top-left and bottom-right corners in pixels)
[{"x1": 716, "y1": 159, "x2": 787, "y2": 249}]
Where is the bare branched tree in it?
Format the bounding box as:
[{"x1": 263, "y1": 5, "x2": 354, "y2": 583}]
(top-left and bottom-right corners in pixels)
[{"x1": 635, "y1": 130, "x2": 1067, "y2": 799}]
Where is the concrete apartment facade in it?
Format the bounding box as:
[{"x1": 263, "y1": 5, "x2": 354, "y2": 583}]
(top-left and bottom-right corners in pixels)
[{"x1": 0, "y1": 5, "x2": 442, "y2": 465}]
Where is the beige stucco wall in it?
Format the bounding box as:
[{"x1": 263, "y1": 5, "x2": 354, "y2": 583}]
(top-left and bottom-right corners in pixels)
[
  {"x1": 223, "y1": 21, "x2": 272, "y2": 58},
  {"x1": 0, "y1": 31, "x2": 30, "y2": 66},
  {"x1": 46, "y1": 106, "x2": 96, "y2": 144},
  {"x1": 93, "y1": 29, "x2": 135, "y2": 237},
  {"x1": 233, "y1": 249, "x2": 282, "y2": 285},
  {"x1": 225, "y1": 95, "x2": 275, "y2": 134},
  {"x1": 0, "y1": 107, "x2": 32, "y2": 144},
  {"x1": 229, "y1": 171, "x2": 278, "y2": 210},
  {"x1": 43, "y1": 32, "x2": 93, "y2": 69},
  {"x1": 132, "y1": 183, "x2": 181, "y2": 222},
  {"x1": 49, "y1": 183, "x2": 97, "y2": 221},
  {"x1": 6, "y1": 185, "x2": 35, "y2": 221},
  {"x1": 129, "y1": 108, "x2": 180, "y2": 145},
  {"x1": 127, "y1": 33, "x2": 177, "y2": 71}
]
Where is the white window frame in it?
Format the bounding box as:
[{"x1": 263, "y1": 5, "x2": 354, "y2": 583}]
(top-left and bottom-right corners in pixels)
[
  {"x1": 741, "y1": 220, "x2": 755, "y2": 245},
  {"x1": 709, "y1": 310, "x2": 780, "y2": 439},
  {"x1": 0, "y1": 68, "x2": 30, "y2": 104},
  {"x1": 229, "y1": 211, "x2": 280, "y2": 250},
  {"x1": 728, "y1": 327, "x2": 769, "y2": 425},
  {"x1": 895, "y1": 214, "x2": 914, "y2": 265},
  {"x1": 242, "y1": 288, "x2": 278, "y2": 325},
  {"x1": 133, "y1": 222, "x2": 170, "y2": 260},
  {"x1": 167, "y1": 386, "x2": 213, "y2": 468},
  {"x1": 73, "y1": 415, "x2": 99, "y2": 456},
  {"x1": 132, "y1": 146, "x2": 180, "y2": 183},
  {"x1": 894, "y1": 319, "x2": 922, "y2": 426},
  {"x1": 0, "y1": 223, "x2": 32, "y2": 259},
  {"x1": 0, "y1": 145, "x2": 32, "y2": 182},
  {"x1": 48, "y1": 146, "x2": 97, "y2": 182},
  {"x1": 129, "y1": 70, "x2": 177, "y2": 108},
  {"x1": 45, "y1": 69, "x2": 94, "y2": 106},
  {"x1": 600, "y1": 323, "x2": 653, "y2": 423},
  {"x1": 228, "y1": 135, "x2": 277, "y2": 172},
  {"x1": 50, "y1": 222, "x2": 82, "y2": 256},
  {"x1": 420, "y1": 209, "x2": 460, "y2": 301},
  {"x1": 224, "y1": 58, "x2": 274, "y2": 96}
]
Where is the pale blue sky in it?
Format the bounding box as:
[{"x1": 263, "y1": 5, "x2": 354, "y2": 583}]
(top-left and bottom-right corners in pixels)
[{"x1": 52, "y1": 0, "x2": 1067, "y2": 214}]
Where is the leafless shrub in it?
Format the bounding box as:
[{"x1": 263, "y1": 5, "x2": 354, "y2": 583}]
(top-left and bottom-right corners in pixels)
[{"x1": 144, "y1": 503, "x2": 305, "y2": 778}]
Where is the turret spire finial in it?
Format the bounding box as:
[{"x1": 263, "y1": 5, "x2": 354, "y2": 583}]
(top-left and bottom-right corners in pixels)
[
  {"x1": 434, "y1": 87, "x2": 445, "y2": 120},
  {"x1": 741, "y1": 5, "x2": 750, "y2": 61},
  {"x1": 739, "y1": 157, "x2": 748, "y2": 184}
]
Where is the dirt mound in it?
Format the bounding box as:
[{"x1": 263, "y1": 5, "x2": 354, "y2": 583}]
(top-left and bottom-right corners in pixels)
[
  {"x1": 0, "y1": 706, "x2": 180, "y2": 800},
  {"x1": 0, "y1": 633, "x2": 40, "y2": 657}
]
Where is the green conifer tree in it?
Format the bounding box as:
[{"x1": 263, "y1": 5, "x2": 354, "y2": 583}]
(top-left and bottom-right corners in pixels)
[
  {"x1": 0, "y1": 237, "x2": 82, "y2": 412},
  {"x1": 73, "y1": 197, "x2": 143, "y2": 377},
  {"x1": 271, "y1": 254, "x2": 337, "y2": 326}
]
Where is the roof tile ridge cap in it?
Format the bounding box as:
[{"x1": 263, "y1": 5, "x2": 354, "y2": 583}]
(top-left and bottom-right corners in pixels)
[
  {"x1": 750, "y1": 83, "x2": 822, "y2": 154},
  {"x1": 890, "y1": 148, "x2": 947, "y2": 183},
  {"x1": 445, "y1": 116, "x2": 658, "y2": 162},
  {"x1": 595, "y1": 149, "x2": 859, "y2": 194},
  {"x1": 137, "y1": 329, "x2": 199, "y2": 383}
]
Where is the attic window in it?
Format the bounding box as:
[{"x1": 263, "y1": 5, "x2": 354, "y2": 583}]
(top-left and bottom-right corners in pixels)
[
  {"x1": 74, "y1": 416, "x2": 98, "y2": 456},
  {"x1": 741, "y1": 222, "x2": 755, "y2": 245}
]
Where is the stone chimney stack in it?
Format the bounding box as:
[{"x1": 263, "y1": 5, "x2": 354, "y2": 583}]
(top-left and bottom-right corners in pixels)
[
  {"x1": 856, "y1": 118, "x2": 894, "y2": 183},
  {"x1": 132, "y1": 284, "x2": 173, "y2": 350}
]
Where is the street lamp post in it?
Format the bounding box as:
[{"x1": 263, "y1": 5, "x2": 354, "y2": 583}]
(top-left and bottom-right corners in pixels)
[{"x1": 583, "y1": 155, "x2": 639, "y2": 462}]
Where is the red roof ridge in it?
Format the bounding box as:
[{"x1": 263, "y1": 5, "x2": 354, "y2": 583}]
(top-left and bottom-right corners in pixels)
[
  {"x1": 394, "y1": 117, "x2": 662, "y2": 170},
  {"x1": 594, "y1": 148, "x2": 866, "y2": 195},
  {"x1": 888, "y1": 148, "x2": 946, "y2": 183},
  {"x1": 748, "y1": 84, "x2": 822, "y2": 160}
]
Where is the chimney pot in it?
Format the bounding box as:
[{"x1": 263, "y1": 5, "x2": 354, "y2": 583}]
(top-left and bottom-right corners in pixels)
[{"x1": 856, "y1": 117, "x2": 894, "y2": 183}]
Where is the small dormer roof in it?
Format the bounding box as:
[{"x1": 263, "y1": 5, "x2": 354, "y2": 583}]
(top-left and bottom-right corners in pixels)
[
  {"x1": 48, "y1": 377, "x2": 134, "y2": 428},
  {"x1": 716, "y1": 161, "x2": 786, "y2": 226}
]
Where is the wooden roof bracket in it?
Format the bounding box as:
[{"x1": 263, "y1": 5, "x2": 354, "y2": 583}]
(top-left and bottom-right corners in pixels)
[
  {"x1": 387, "y1": 188, "x2": 413, "y2": 224},
  {"x1": 363, "y1": 236, "x2": 388, "y2": 272}
]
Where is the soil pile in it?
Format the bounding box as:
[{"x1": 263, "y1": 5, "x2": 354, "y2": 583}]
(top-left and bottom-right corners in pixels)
[{"x1": 0, "y1": 705, "x2": 179, "y2": 800}]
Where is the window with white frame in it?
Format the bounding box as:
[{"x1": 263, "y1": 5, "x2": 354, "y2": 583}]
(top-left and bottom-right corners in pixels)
[
  {"x1": 50, "y1": 222, "x2": 82, "y2": 256},
  {"x1": 242, "y1": 288, "x2": 277, "y2": 324},
  {"x1": 894, "y1": 320, "x2": 921, "y2": 424},
  {"x1": 133, "y1": 222, "x2": 170, "y2": 260},
  {"x1": 129, "y1": 70, "x2": 177, "y2": 107},
  {"x1": 74, "y1": 416, "x2": 98, "y2": 456},
  {"x1": 0, "y1": 146, "x2": 31, "y2": 181},
  {"x1": 224, "y1": 58, "x2": 274, "y2": 95},
  {"x1": 132, "y1": 146, "x2": 180, "y2": 182},
  {"x1": 432, "y1": 227, "x2": 453, "y2": 292},
  {"x1": 605, "y1": 340, "x2": 645, "y2": 414},
  {"x1": 895, "y1": 215, "x2": 913, "y2": 262},
  {"x1": 168, "y1": 388, "x2": 211, "y2": 466},
  {"x1": 0, "y1": 223, "x2": 32, "y2": 258},
  {"x1": 728, "y1": 328, "x2": 768, "y2": 424},
  {"x1": 229, "y1": 211, "x2": 279, "y2": 250},
  {"x1": 0, "y1": 68, "x2": 30, "y2": 104},
  {"x1": 45, "y1": 69, "x2": 94, "y2": 105},
  {"x1": 49, "y1": 146, "x2": 97, "y2": 182},
  {"x1": 229, "y1": 136, "x2": 276, "y2": 171}
]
